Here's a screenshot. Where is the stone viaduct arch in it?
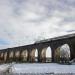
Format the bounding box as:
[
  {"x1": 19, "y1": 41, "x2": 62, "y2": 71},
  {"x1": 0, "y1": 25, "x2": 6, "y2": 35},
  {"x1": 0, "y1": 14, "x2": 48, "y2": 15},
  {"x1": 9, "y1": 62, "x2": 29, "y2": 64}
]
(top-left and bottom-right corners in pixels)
[
  {"x1": 46, "y1": 47, "x2": 52, "y2": 62},
  {"x1": 0, "y1": 33, "x2": 75, "y2": 63}
]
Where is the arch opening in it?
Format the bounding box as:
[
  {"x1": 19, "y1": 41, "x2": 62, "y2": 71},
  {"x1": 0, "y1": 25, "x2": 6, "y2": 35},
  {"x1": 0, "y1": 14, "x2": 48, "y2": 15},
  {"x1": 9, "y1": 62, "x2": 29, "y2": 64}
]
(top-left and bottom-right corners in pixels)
[
  {"x1": 21, "y1": 50, "x2": 28, "y2": 62},
  {"x1": 46, "y1": 47, "x2": 52, "y2": 63},
  {"x1": 34, "y1": 49, "x2": 38, "y2": 62},
  {"x1": 9, "y1": 51, "x2": 14, "y2": 58},
  {"x1": 60, "y1": 44, "x2": 70, "y2": 63}
]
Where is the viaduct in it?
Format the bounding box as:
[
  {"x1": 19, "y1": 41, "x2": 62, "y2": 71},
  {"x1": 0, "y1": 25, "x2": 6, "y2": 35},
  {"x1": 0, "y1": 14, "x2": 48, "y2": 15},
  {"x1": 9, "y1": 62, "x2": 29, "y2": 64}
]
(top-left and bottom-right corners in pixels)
[{"x1": 0, "y1": 33, "x2": 75, "y2": 63}]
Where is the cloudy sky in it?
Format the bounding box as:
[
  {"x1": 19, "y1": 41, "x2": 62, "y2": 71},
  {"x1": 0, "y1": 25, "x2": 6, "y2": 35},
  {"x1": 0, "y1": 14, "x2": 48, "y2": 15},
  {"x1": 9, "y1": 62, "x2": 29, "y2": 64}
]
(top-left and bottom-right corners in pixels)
[{"x1": 0, "y1": 0, "x2": 75, "y2": 49}]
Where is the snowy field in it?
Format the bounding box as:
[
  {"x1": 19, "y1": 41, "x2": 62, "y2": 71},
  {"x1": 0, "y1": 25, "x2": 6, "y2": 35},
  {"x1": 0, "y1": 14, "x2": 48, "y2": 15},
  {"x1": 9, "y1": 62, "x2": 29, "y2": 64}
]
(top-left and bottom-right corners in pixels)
[{"x1": 0, "y1": 63, "x2": 75, "y2": 74}]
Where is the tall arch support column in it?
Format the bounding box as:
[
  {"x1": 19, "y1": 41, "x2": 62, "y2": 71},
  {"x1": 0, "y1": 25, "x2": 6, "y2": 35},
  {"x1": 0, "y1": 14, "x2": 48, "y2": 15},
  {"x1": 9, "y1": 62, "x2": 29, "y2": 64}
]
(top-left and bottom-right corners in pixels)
[
  {"x1": 0, "y1": 52, "x2": 4, "y2": 63},
  {"x1": 4, "y1": 52, "x2": 7, "y2": 63},
  {"x1": 51, "y1": 47, "x2": 56, "y2": 62},
  {"x1": 66, "y1": 43, "x2": 73, "y2": 60}
]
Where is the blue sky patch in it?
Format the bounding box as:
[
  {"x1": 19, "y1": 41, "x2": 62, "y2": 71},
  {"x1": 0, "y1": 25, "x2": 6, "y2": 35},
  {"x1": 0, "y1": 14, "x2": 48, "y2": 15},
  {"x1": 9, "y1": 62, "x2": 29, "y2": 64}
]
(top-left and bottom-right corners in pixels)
[{"x1": 0, "y1": 38, "x2": 10, "y2": 45}]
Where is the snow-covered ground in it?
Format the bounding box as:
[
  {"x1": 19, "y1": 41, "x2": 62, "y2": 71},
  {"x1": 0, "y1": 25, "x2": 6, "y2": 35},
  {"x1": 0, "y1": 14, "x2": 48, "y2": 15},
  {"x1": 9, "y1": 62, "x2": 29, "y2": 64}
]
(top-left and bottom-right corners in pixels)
[{"x1": 0, "y1": 63, "x2": 75, "y2": 73}]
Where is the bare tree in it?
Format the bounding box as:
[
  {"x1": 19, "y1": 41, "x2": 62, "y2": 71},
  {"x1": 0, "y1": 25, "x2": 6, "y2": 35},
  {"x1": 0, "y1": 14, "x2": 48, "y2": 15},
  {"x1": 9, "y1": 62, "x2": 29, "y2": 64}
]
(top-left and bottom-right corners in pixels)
[{"x1": 60, "y1": 44, "x2": 70, "y2": 63}]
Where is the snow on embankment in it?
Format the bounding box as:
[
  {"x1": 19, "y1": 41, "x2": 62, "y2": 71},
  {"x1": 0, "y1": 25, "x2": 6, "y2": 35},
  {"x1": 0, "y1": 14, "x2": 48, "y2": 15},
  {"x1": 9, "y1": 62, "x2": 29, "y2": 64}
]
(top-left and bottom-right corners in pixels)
[
  {"x1": 0, "y1": 63, "x2": 75, "y2": 74},
  {"x1": 0, "y1": 63, "x2": 15, "y2": 74},
  {"x1": 13, "y1": 63, "x2": 75, "y2": 73}
]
